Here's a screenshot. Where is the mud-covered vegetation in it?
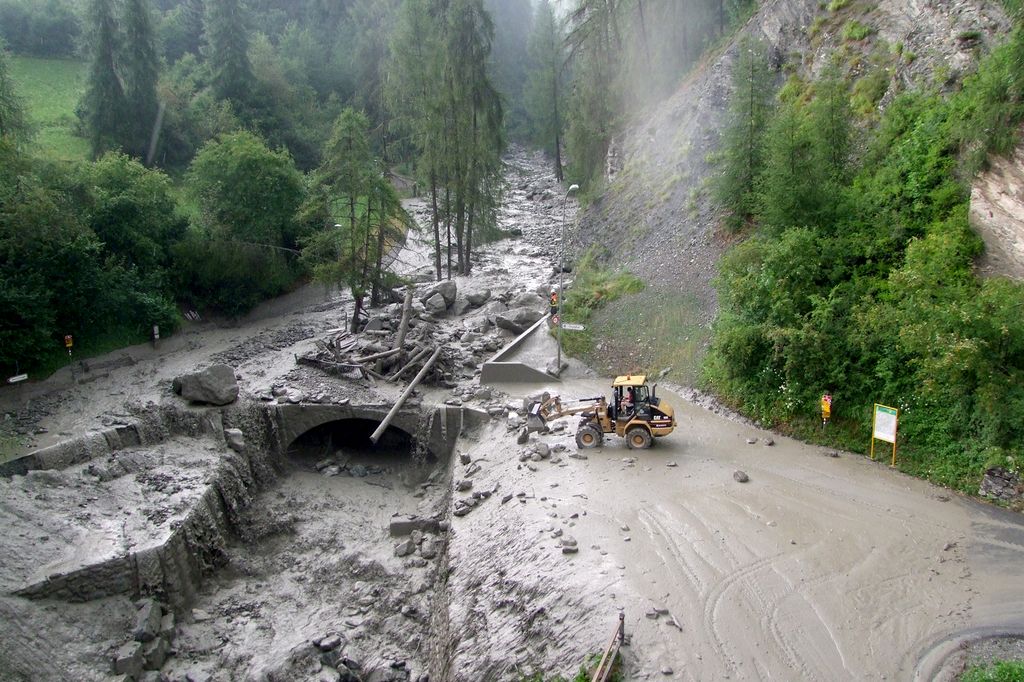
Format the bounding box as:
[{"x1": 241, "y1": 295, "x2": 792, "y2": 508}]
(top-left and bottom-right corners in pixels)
[{"x1": 707, "y1": 18, "x2": 1024, "y2": 491}]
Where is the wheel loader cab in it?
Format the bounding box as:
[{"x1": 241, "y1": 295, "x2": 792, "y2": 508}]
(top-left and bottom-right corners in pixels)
[{"x1": 609, "y1": 374, "x2": 676, "y2": 448}]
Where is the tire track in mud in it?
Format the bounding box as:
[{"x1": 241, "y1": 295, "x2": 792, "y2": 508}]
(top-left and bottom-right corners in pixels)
[
  {"x1": 636, "y1": 505, "x2": 723, "y2": 594},
  {"x1": 700, "y1": 553, "x2": 783, "y2": 675},
  {"x1": 764, "y1": 545, "x2": 853, "y2": 681}
]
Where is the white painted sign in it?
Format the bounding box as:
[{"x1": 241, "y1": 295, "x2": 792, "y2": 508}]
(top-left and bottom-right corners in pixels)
[
  {"x1": 873, "y1": 404, "x2": 898, "y2": 443},
  {"x1": 561, "y1": 323, "x2": 586, "y2": 331}
]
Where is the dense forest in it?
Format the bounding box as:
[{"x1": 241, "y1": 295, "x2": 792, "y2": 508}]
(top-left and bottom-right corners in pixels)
[{"x1": 0, "y1": 0, "x2": 743, "y2": 377}]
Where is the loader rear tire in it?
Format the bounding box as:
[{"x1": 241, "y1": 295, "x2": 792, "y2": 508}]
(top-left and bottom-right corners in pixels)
[{"x1": 626, "y1": 426, "x2": 653, "y2": 450}]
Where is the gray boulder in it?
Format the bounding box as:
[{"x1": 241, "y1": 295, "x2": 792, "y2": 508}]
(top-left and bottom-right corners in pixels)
[
  {"x1": 513, "y1": 292, "x2": 546, "y2": 308},
  {"x1": 451, "y1": 297, "x2": 474, "y2": 316},
  {"x1": 173, "y1": 364, "x2": 239, "y2": 405},
  {"x1": 423, "y1": 293, "x2": 448, "y2": 316},
  {"x1": 496, "y1": 307, "x2": 543, "y2": 333},
  {"x1": 421, "y1": 281, "x2": 457, "y2": 307},
  {"x1": 466, "y1": 289, "x2": 491, "y2": 306}
]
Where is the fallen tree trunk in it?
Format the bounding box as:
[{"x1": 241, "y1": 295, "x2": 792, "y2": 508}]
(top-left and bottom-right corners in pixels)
[
  {"x1": 370, "y1": 347, "x2": 442, "y2": 445},
  {"x1": 388, "y1": 346, "x2": 431, "y2": 382},
  {"x1": 395, "y1": 288, "x2": 414, "y2": 351}
]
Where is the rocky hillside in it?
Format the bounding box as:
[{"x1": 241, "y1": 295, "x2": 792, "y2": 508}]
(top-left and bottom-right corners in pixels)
[{"x1": 574, "y1": 0, "x2": 1012, "y2": 383}]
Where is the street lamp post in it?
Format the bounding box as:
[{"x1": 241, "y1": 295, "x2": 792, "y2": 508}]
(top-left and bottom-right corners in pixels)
[{"x1": 556, "y1": 183, "x2": 579, "y2": 376}]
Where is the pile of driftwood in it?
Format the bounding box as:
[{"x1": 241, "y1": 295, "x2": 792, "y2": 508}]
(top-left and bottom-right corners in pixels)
[{"x1": 296, "y1": 291, "x2": 454, "y2": 387}]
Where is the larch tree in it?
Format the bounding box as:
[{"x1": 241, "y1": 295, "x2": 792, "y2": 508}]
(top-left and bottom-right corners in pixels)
[
  {"x1": 82, "y1": 0, "x2": 131, "y2": 157},
  {"x1": 442, "y1": 0, "x2": 504, "y2": 276},
  {"x1": 121, "y1": 0, "x2": 161, "y2": 162},
  {"x1": 526, "y1": 0, "x2": 565, "y2": 180},
  {"x1": 387, "y1": 0, "x2": 445, "y2": 280}
]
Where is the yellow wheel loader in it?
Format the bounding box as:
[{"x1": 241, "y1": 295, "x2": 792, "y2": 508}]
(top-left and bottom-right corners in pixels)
[{"x1": 527, "y1": 375, "x2": 676, "y2": 449}]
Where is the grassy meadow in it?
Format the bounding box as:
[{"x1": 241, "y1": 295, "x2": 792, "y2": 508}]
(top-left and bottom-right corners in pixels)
[{"x1": 8, "y1": 56, "x2": 90, "y2": 162}]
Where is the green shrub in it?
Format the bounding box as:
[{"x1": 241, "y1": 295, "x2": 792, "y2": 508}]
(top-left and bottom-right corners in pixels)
[
  {"x1": 842, "y1": 20, "x2": 873, "y2": 41},
  {"x1": 706, "y1": 26, "x2": 1024, "y2": 494},
  {"x1": 171, "y1": 234, "x2": 303, "y2": 317}
]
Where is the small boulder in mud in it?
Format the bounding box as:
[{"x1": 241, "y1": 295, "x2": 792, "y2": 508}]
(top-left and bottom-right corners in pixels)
[
  {"x1": 734, "y1": 470, "x2": 750, "y2": 483},
  {"x1": 172, "y1": 364, "x2": 239, "y2": 405},
  {"x1": 224, "y1": 428, "x2": 245, "y2": 452}
]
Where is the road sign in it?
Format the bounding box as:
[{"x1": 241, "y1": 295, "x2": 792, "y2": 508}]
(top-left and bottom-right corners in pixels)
[
  {"x1": 7, "y1": 374, "x2": 27, "y2": 384},
  {"x1": 873, "y1": 404, "x2": 898, "y2": 443},
  {"x1": 561, "y1": 322, "x2": 586, "y2": 331},
  {"x1": 870, "y1": 403, "x2": 899, "y2": 466},
  {"x1": 551, "y1": 314, "x2": 560, "y2": 326},
  {"x1": 64, "y1": 335, "x2": 73, "y2": 348}
]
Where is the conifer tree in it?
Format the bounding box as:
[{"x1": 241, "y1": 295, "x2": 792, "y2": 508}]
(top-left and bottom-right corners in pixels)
[
  {"x1": 0, "y1": 42, "x2": 29, "y2": 144},
  {"x1": 82, "y1": 0, "x2": 132, "y2": 157},
  {"x1": 122, "y1": 0, "x2": 160, "y2": 162},
  {"x1": 526, "y1": 0, "x2": 565, "y2": 179},
  {"x1": 713, "y1": 36, "x2": 775, "y2": 230},
  {"x1": 204, "y1": 0, "x2": 255, "y2": 107}
]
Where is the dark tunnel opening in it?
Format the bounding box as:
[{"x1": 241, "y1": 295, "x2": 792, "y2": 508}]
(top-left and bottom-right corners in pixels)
[{"x1": 286, "y1": 418, "x2": 425, "y2": 469}]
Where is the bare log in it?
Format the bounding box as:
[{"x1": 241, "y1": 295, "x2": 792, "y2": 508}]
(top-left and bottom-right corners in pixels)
[
  {"x1": 357, "y1": 347, "x2": 402, "y2": 363},
  {"x1": 395, "y1": 288, "x2": 415, "y2": 351},
  {"x1": 370, "y1": 347, "x2": 443, "y2": 444},
  {"x1": 388, "y1": 346, "x2": 431, "y2": 382}
]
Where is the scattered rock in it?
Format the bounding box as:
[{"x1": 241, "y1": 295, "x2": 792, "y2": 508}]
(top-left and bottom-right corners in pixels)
[
  {"x1": 734, "y1": 470, "x2": 749, "y2": 483},
  {"x1": 224, "y1": 428, "x2": 245, "y2": 452},
  {"x1": 764, "y1": 438, "x2": 775, "y2": 446},
  {"x1": 142, "y1": 637, "x2": 169, "y2": 670},
  {"x1": 133, "y1": 599, "x2": 162, "y2": 643},
  {"x1": 395, "y1": 539, "x2": 416, "y2": 557},
  {"x1": 516, "y1": 427, "x2": 529, "y2": 445},
  {"x1": 317, "y1": 634, "x2": 343, "y2": 652},
  {"x1": 745, "y1": 438, "x2": 757, "y2": 445},
  {"x1": 112, "y1": 642, "x2": 144, "y2": 677}
]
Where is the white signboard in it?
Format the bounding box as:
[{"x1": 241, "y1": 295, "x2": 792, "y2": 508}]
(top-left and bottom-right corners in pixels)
[
  {"x1": 561, "y1": 323, "x2": 586, "y2": 331},
  {"x1": 873, "y1": 404, "x2": 898, "y2": 444}
]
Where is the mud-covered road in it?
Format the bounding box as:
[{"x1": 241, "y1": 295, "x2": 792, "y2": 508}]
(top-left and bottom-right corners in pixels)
[
  {"x1": 0, "y1": 147, "x2": 1022, "y2": 682},
  {"x1": 450, "y1": 373, "x2": 1024, "y2": 680}
]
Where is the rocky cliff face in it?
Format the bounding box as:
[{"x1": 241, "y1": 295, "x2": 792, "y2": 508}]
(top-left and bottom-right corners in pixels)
[
  {"x1": 970, "y1": 131, "x2": 1024, "y2": 280},
  {"x1": 575, "y1": 0, "x2": 1012, "y2": 380}
]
